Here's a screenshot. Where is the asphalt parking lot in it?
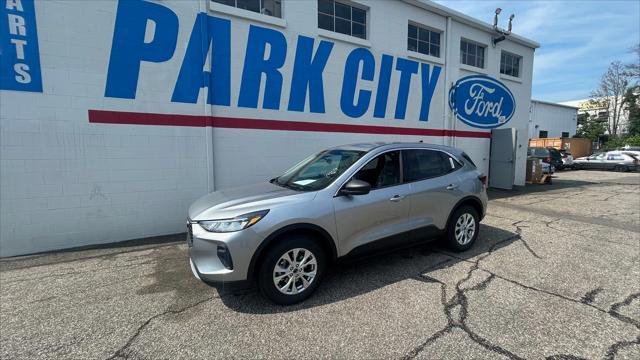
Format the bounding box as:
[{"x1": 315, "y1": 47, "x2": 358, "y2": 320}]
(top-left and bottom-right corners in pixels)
[{"x1": 1, "y1": 170, "x2": 639, "y2": 359}]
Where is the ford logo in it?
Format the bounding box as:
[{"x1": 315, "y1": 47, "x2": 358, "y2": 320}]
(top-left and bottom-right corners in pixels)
[{"x1": 448, "y1": 75, "x2": 516, "y2": 129}]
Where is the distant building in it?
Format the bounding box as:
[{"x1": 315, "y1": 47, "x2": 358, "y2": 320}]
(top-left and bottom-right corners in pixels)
[
  {"x1": 529, "y1": 100, "x2": 578, "y2": 139},
  {"x1": 560, "y1": 97, "x2": 630, "y2": 135}
]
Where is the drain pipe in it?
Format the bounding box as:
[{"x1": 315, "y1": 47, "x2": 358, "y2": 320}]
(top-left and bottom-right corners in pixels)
[
  {"x1": 201, "y1": 0, "x2": 215, "y2": 192},
  {"x1": 443, "y1": 16, "x2": 453, "y2": 146}
]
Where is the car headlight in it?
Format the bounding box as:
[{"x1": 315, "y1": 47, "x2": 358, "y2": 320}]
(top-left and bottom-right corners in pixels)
[{"x1": 198, "y1": 210, "x2": 269, "y2": 233}]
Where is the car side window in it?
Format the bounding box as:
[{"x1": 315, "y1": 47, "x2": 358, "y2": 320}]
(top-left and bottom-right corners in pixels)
[
  {"x1": 607, "y1": 154, "x2": 624, "y2": 160},
  {"x1": 354, "y1": 151, "x2": 401, "y2": 189},
  {"x1": 402, "y1": 150, "x2": 457, "y2": 182}
]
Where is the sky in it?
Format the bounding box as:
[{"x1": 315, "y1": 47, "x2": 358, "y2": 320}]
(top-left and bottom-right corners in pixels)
[{"x1": 435, "y1": 0, "x2": 640, "y2": 103}]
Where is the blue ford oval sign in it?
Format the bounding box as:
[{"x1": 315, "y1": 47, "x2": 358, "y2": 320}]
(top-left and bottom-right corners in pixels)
[{"x1": 448, "y1": 75, "x2": 515, "y2": 129}]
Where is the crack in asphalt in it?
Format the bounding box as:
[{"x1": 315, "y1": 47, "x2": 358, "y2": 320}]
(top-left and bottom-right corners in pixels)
[
  {"x1": 581, "y1": 288, "x2": 604, "y2": 305},
  {"x1": 491, "y1": 202, "x2": 640, "y2": 233},
  {"x1": 603, "y1": 334, "x2": 640, "y2": 360},
  {"x1": 545, "y1": 222, "x2": 638, "y2": 247},
  {"x1": 105, "y1": 297, "x2": 216, "y2": 360},
  {"x1": 545, "y1": 355, "x2": 589, "y2": 360},
  {"x1": 608, "y1": 292, "x2": 640, "y2": 330},
  {"x1": 512, "y1": 221, "x2": 543, "y2": 259},
  {"x1": 406, "y1": 219, "x2": 640, "y2": 360},
  {"x1": 443, "y1": 249, "x2": 639, "y2": 331},
  {"x1": 403, "y1": 235, "x2": 525, "y2": 360}
]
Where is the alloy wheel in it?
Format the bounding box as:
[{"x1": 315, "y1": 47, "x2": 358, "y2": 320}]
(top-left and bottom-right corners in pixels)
[
  {"x1": 273, "y1": 248, "x2": 318, "y2": 295},
  {"x1": 455, "y1": 213, "x2": 476, "y2": 245}
]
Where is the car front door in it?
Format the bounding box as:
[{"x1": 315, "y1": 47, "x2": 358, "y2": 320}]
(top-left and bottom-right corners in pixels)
[
  {"x1": 402, "y1": 149, "x2": 464, "y2": 238},
  {"x1": 592, "y1": 153, "x2": 607, "y2": 169},
  {"x1": 333, "y1": 151, "x2": 411, "y2": 256},
  {"x1": 583, "y1": 154, "x2": 604, "y2": 169}
]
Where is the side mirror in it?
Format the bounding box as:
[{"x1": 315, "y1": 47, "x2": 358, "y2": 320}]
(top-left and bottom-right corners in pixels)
[{"x1": 340, "y1": 179, "x2": 371, "y2": 196}]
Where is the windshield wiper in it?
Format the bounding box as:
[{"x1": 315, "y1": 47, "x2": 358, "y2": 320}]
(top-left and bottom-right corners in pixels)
[{"x1": 270, "y1": 177, "x2": 291, "y2": 189}]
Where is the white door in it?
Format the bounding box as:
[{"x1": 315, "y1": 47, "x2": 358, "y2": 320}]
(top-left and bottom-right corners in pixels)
[{"x1": 489, "y1": 128, "x2": 516, "y2": 190}]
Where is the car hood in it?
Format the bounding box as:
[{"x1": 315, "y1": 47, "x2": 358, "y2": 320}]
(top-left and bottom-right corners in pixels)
[{"x1": 188, "y1": 182, "x2": 314, "y2": 220}]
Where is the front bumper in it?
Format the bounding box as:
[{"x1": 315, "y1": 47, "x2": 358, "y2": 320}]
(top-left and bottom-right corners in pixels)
[{"x1": 187, "y1": 220, "x2": 264, "y2": 286}]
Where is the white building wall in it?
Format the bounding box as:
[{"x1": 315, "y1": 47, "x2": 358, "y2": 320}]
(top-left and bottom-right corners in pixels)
[
  {"x1": 0, "y1": 0, "x2": 537, "y2": 256},
  {"x1": 529, "y1": 100, "x2": 578, "y2": 139}
]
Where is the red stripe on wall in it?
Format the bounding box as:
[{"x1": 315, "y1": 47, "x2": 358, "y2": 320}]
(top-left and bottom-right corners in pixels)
[{"x1": 88, "y1": 110, "x2": 491, "y2": 139}]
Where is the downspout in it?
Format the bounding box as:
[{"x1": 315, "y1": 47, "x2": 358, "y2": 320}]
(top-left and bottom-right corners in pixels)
[
  {"x1": 443, "y1": 16, "x2": 453, "y2": 146},
  {"x1": 201, "y1": 0, "x2": 215, "y2": 192}
]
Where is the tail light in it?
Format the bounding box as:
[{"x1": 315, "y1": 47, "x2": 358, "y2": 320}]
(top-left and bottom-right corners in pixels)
[{"x1": 478, "y1": 175, "x2": 487, "y2": 187}]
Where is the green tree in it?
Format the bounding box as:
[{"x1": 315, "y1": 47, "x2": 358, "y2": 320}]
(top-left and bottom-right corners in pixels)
[
  {"x1": 624, "y1": 86, "x2": 640, "y2": 135},
  {"x1": 624, "y1": 134, "x2": 640, "y2": 146},
  {"x1": 592, "y1": 61, "x2": 631, "y2": 136},
  {"x1": 575, "y1": 113, "x2": 606, "y2": 142}
]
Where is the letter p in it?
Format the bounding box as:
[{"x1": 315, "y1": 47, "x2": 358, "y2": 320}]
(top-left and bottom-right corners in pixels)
[{"x1": 105, "y1": 0, "x2": 179, "y2": 99}]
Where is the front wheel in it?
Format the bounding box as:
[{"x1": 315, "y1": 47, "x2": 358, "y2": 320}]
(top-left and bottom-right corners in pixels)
[
  {"x1": 445, "y1": 205, "x2": 480, "y2": 252},
  {"x1": 258, "y1": 236, "x2": 325, "y2": 305}
]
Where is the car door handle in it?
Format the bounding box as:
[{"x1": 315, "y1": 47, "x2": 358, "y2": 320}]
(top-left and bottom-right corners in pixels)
[
  {"x1": 389, "y1": 195, "x2": 405, "y2": 202},
  {"x1": 446, "y1": 184, "x2": 459, "y2": 190}
]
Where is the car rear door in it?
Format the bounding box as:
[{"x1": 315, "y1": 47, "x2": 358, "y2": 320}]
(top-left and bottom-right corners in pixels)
[
  {"x1": 402, "y1": 149, "x2": 464, "y2": 237},
  {"x1": 333, "y1": 151, "x2": 411, "y2": 256}
]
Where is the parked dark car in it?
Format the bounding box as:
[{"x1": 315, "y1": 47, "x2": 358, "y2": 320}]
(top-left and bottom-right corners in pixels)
[
  {"x1": 573, "y1": 151, "x2": 639, "y2": 171},
  {"x1": 527, "y1": 147, "x2": 564, "y2": 170}
]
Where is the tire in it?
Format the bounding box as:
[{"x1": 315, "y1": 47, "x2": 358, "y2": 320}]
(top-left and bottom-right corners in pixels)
[
  {"x1": 614, "y1": 165, "x2": 627, "y2": 172},
  {"x1": 445, "y1": 205, "x2": 480, "y2": 252},
  {"x1": 257, "y1": 235, "x2": 326, "y2": 305}
]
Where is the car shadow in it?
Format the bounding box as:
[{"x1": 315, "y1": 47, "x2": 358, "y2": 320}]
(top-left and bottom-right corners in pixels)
[{"x1": 218, "y1": 224, "x2": 518, "y2": 313}]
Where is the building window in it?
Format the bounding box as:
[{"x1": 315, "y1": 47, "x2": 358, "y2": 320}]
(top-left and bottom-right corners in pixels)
[
  {"x1": 408, "y1": 23, "x2": 440, "y2": 57},
  {"x1": 539, "y1": 130, "x2": 548, "y2": 138},
  {"x1": 500, "y1": 51, "x2": 521, "y2": 77},
  {"x1": 318, "y1": 0, "x2": 367, "y2": 39},
  {"x1": 213, "y1": 0, "x2": 282, "y2": 17},
  {"x1": 562, "y1": 132, "x2": 570, "y2": 138},
  {"x1": 460, "y1": 40, "x2": 485, "y2": 68}
]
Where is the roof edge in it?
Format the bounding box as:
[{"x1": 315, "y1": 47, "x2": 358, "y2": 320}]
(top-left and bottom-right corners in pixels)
[
  {"x1": 531, "y1": 99, "x2": 580, "y2": 110},
  {"x1": 402, "y1": 0, "x2": 541, "y2": 49}
]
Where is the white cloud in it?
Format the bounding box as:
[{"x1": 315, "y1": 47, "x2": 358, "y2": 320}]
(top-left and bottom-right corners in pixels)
[{"x1": 435, "y1": 0, "x2": 640, "y2": 102}]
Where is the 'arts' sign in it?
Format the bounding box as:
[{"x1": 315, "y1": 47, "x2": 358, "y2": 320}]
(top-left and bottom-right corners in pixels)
[{"x1": 0, "y1": 0, "x2": 42, "y2": 92}]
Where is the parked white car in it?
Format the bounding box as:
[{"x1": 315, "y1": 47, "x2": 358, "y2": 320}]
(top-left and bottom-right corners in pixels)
[
  {"x1": 574, "y1": 151, "x2": 639, "y2": 172},
  {"x1": 560, "y1": 150, "x2": 574, "y2": 169}
]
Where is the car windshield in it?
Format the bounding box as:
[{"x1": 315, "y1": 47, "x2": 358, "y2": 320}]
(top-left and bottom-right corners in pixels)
[
  {"x1": 528, "y1": 148, "x2": 549, "y2": 157},
  {"x1": 272, "y1": 149, "x2": 366, "y2": 191}
]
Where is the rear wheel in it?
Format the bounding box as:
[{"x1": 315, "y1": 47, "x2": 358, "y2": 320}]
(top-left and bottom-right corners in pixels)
[
  {"x1": 445, "y1": 205, "x2": 479, "y2": 252},
  {"x1": 614, "y1": 165, "x2": 627, "y2": 172},
  {"x1": 258, "y1": 235, "x2": 325, "y2": 305}
]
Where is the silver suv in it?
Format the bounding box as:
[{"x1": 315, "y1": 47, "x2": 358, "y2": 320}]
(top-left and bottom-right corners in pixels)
[{"x1": 188, "y1": 143, "x2": 487, "y2": 304}]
